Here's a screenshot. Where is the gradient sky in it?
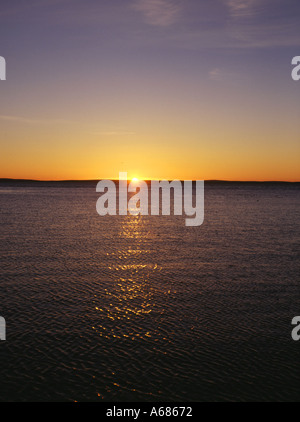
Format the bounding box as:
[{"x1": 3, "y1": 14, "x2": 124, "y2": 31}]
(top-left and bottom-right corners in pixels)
[{"x1": 0, "y1": 0, "x2": 299, "y2": 181}]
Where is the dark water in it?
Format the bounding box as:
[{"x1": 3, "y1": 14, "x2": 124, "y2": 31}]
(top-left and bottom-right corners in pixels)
[{"x1": 0, "y1": 182, "x2": 299, "y2": 402}]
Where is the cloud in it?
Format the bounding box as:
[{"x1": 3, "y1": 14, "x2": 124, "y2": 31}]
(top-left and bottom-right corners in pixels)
[
  {"x1": 0, "y1": 115, "x2": 73, "y2": 125},
  {"x1": 93, "y1": 131, "x2": 136, "y2": 136},
  {"x1": 209, "y1": 68, "x2": 222, "y2": 81},
  {"x1": 224, "y1": 0, "x2": 261, "y2": 18},
  {"x1": 0, "y1": 115, "x2": 41, "y2": 124},
  {"x1": 132, "y1": 0, "x2": 182, "y2": 27}
]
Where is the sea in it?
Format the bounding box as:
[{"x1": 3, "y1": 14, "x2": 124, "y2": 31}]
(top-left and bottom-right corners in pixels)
[{"x1": 0, "y1": 180, "x2": 299, "y2": 402}]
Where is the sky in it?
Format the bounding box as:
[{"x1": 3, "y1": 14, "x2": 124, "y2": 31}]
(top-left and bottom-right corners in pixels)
[{"x1": 0, "y1": 0, "x2": 299, "y2": 181}]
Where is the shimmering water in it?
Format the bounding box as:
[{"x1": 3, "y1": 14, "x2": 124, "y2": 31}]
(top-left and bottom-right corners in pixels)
[{"x1": 0, "y1": 182, "x2": 299, "y2": 402}]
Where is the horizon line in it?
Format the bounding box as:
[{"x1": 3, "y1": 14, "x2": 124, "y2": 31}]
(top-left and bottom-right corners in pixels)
[{"x1": 0, "y1": 177, "x2": 299, "y2": 184}]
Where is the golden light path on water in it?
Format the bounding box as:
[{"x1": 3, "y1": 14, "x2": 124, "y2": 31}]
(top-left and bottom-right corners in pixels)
[{"x1": 91, "y1": 214, "x2": 165, "y2": 344}]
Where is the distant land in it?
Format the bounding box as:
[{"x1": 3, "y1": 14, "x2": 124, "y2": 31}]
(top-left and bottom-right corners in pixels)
[{"x1": 0, "y1": 178, "x2": 299, "y2": 188}]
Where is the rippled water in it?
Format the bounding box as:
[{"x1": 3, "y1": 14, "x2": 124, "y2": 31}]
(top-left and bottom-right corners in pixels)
[{"x1": 0, "y1": 182, "x2": 299, "y2": 402}]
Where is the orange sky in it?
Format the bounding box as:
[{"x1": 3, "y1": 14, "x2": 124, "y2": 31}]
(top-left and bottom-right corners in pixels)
[{"x1": 0, "y1": 1, "x2": 299, "y2": 182}]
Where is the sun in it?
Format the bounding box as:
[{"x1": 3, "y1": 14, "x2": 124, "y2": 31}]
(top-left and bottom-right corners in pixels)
[{"x1": 132, "y1": 177, "x2": 139, "y2": 182}]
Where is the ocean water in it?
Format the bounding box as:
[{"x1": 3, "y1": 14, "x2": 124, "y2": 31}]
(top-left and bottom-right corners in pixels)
[{"x1": 0, "y1": 182, "x2": 299, "y2": 402}]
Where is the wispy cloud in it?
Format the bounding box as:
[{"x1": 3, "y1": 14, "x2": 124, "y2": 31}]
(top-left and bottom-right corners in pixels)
[
  {"x1": 132, "y1": 0, "x2": 182, "y2": 27},
  {"x1": 0, "y1": 115, "x2": 73, "y2": 125},
  {"x1": 224, "y1": 0, "x2": 261, "y2": 18},
  {"x1": 209, "y1": 68, "x2": 222, "y2": 81},
  {"x1": 92, "y1": 131, "x2": 136, "y2": 137},
  {"x1": 0, "y1": 115, "x2": 42, "y2": 124}
]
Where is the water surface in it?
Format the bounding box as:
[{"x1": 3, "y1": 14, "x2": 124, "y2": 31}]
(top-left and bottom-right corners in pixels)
[{"x1": 0, "y1": 182, "x2": 299, "y2": 401}]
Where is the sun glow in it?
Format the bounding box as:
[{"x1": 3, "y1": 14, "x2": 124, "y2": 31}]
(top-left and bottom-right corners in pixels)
[{"x1": 132, "y1": 178, "x2": 139, "y2": 182}]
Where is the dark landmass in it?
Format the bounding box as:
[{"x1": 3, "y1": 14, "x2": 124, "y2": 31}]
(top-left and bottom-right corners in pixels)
[{"x1": 0, "y1": 178, "x2": 299, "y2": 188}]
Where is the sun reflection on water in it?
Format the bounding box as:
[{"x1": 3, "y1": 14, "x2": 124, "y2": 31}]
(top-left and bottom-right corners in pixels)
[{"x1": 92, "y1": 214, "x2": 162, "y2": 342}]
